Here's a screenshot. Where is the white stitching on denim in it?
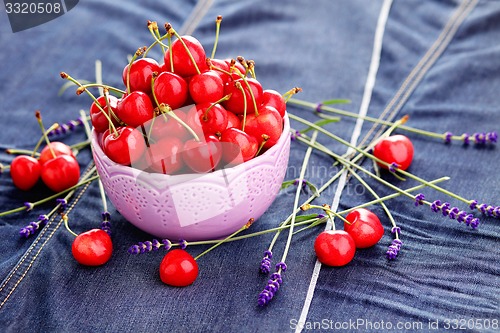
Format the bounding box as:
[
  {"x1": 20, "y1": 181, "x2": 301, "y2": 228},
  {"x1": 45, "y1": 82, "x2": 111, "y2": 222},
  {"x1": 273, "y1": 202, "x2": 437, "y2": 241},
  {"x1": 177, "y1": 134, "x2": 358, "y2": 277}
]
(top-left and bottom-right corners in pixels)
[
  {"x1": 0, "y1": 165, "x2": 95, "y2": 310},
  {"x1": 361, "y1": 0, "x2": 479, "y2": 146},
  {"x1": 178, "y1": 0, "x2": 215, "y2": 35},
  {"x1": 294, "y1": 1, "x2": 394, "y2": 332}
]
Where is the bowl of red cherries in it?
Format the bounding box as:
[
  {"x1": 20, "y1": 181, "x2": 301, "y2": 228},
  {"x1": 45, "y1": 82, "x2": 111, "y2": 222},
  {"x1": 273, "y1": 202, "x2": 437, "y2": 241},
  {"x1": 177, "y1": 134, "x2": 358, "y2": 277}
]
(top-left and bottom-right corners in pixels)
[{"x1": 89, "y1": 28, "x2": 291, "y2": 241}]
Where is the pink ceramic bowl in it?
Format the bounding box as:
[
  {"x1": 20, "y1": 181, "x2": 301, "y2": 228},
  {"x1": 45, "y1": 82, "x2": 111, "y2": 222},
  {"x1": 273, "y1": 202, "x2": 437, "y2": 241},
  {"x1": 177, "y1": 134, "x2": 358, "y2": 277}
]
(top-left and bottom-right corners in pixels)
[{"x1": 91, "y1": 114, "x2": 291, "y2": 241}]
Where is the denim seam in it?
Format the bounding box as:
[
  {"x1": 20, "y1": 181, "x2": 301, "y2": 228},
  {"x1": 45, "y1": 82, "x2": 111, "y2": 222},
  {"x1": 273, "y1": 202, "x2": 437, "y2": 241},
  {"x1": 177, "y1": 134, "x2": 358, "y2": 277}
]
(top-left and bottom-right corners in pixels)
[
  {"x1": 294, "y1": 1, "x2": 394, "y2": 332},
  {"x1": 0, "y1": 163, "x2": 95, "y2": 310},
  {"x1": 360, "y1": 0, "x2": 479, "y2": 147}
]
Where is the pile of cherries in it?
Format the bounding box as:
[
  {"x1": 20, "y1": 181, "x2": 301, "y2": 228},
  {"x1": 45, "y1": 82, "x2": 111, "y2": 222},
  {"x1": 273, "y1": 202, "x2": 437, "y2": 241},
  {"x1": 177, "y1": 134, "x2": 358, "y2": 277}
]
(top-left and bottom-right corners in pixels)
[{"x1": 92, "y1": 34, "x2": 287, "y2": 174}]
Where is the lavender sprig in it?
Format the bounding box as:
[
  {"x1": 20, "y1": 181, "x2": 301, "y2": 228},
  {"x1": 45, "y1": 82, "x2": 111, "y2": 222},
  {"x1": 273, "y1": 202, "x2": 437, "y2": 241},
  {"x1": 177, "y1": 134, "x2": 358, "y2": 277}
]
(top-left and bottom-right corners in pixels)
[
  {"x1": 386, "y1": 239, "x2": 402, "y2": 260},
  {"x1": 258, "y1": 262, "x2": 286, "y2": 307},
  {"x1": 100, "y1": 211, "x2": 112, "y2": 235},
  {"x1": 259, "y1": 250, "x2": 273, "y2": 274},
  {"x1": 19, "y1": 215, "x2": 49, "y2": 238},
  {"x1": 430, "y1": 200, "x2": 480, "y2": 229},
  {"x1": 47, "y1": 117, "x2": 84, "y2": 137}
]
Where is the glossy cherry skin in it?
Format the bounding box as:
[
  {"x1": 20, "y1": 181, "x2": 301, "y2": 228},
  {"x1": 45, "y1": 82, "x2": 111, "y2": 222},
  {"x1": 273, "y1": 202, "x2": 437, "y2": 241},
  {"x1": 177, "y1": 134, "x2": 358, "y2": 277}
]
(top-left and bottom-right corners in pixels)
[
  {"x1": 220, "y1": 127, "x2": 258, "y2": 165},
  {"x1": 103, "y1": 126, "x2": 147, "y2": 166},
  {"x1": 188, "y1": 70, "x2": 224, "y2": 104},
  {"x1": 116, "y1": 91, "x2": 154, "y2": 128},
  {"x1": 373, "y1": 134, "x2": 414, "y2": 171},
  {"x1": 182, "y1": 135, "x2": 222, "y2": 173},
  {"x1": 144, "y1": 136, "x2": 184, "y2": 174},
  {"x1": 163, "y1": 35, "x2": 207, "y2": 78},
  {"x1": 90, "y1": 95, "x2": 120, "y2": 133},
  {"x1": 159, "y1": 249, "x2": 198, "y2": 287},
  {"x1": 244, "y1": 105, "x2": 283, "y2": 149},
  {"x1": 225, "y1": 110, "x2": 241, "y2": 130},
  {"x1": 186, "y1": 103, "x2": 228, "y2": 136},
  {"x1": 39, "y1": 142, "x2": 74, "y2": 166},
  {"x1": 153, "y1": 71, "x2": 189, "y2": 111},
  {"x1": 122, "y1": 57, "x2": 161, "y2": 94},
  {"x1": 223, "y1": 78, "x2": 263, "y2": 115},
  {"x1": 148, "y1": 110, "x2": 189, "y2": 141},
  {"x1": 314, "y1": 230, "x2": 356, "y2": 267},
  {"x1": 208, "y1": 58, "x2": 231, "y2": 83},
  {"x1": 344, "y1": 208, "x2": 384, "y2": 249},
  {"x1": 72, "y1": 229, "x2": 113, "y2": 266},
  {"x1": 10, "y1": 155, "x2": 41, "y2": 191},
  {"x1": 41, "y1": 155, "x2": 80, "y2": 192},
  {"x1": 261, "y1": 89, "x2": 286, "y2": 118}
]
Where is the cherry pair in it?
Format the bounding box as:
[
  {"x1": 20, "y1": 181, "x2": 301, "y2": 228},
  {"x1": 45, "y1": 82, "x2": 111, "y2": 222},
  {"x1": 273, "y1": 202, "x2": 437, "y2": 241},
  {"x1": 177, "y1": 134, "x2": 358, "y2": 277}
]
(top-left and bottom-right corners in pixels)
[
  {"x1": 10, "y1": 141, "x2": 80, "y2": 192},
  {"x1": 314, "y1": 208, "x2": 384, "y2": 267}
]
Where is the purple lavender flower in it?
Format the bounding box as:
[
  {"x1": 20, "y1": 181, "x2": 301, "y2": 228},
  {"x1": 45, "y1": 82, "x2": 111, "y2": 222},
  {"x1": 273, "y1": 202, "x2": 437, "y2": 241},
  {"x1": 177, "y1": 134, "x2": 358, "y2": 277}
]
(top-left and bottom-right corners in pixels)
[
  {"x1": 56, "y1": 198, "x2": 68, "y2": 212},
  {"x1": 470, "y1": 201, "x2": 500, "y2": 218},
  {"x1": 48, "y1": 117, "x2": 83, "y2": 137},
  {"x1": 444, "y1": 132, "x2": 453, "y2": 144},
  {"x1": 462, "y1": 133, "x2": 470, "y2": 146},
  {"x1": 24, "y1": 202, "x2": 34, "y2": 211},
  {"x1": 290, "y1": 130, "x2": 301, "y2": 141},
  {"x1": 391, "y1": 227, "x2": 401, "y2": 235},
  {"x1": 179, "y1": 239, "x2": 188, "y2": 250},
  {"x1": 487, "y1": 131, "x2": 498, "y2": 143},
  {"x1": 162, "y1": 239, "x2": 172, "y2": 251},
  {"x1": 429, "y1": 200, "x2": 480, "y2": 229},
  {"x1": 19, "y1": 215, "x2": 49, "y2": 238},
  {"x1": 315, "y1": 103, "x2": 323, "y2": 113},
  {"x1": 100, "y1": 211, "x2": 112, "y2": 235},
  {"x1": 388, "y1": 162, "x2": 398, "y2": 173},
  {"x1": 414, "y1": 193, "x2": 425, "y2": 206},
  {"x1": 386, "y1": 239, "x2": 402, "y2": 260},
  {"x1": 259, "y1": 250, "x2": 273, "y2": 274},
  {"x1": 258, "y1": 272, "x2": 283, "y2": 307}
]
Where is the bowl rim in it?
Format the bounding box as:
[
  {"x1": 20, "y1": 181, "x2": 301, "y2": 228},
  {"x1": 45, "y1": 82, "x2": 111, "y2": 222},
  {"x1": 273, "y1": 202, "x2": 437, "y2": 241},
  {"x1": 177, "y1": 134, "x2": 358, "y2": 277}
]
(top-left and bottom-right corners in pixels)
[{"x1": 91, "y1": 112, "x2": 291, "y2": 178}]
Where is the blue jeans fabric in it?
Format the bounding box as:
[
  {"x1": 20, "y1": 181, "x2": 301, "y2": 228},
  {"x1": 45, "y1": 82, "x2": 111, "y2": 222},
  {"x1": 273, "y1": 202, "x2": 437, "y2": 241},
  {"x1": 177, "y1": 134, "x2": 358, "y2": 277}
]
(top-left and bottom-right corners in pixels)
[{"x1": 0, "y1": 0, "x2": 499, "y2": 332}]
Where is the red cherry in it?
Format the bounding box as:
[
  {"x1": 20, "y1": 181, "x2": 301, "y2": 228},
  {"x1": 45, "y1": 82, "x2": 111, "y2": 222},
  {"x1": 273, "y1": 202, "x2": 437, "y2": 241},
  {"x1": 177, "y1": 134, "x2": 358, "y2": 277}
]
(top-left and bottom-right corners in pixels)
[
  {"x1": 314, "y1": 230, "x2": 356, "y2": 267},
  {"x1": 116, "y1": 91, "x2": 154, "y2": 128},
  {"x1": 373, "y1": 134, "x2": 414, "y2": 171},
  {"x1": 148, "y1": 109, "x2": 189, "y2": 141},
  {"x1": 209, "y1": 58, "x2": 231, "y2": 83},
  {"x1": 39, "y1": 142, "x2": 74, "y2": 166},
  {"x1": 225, "y1": 59, "x2": 246, "y2": 80},
  {"x1": 261, "y1": 89, "x2": 286, "y2": 118},
  {"x1": 182, "y1": 135, "x2": 222, "y2": 173},
  {"x1": 186, "y1": 103, "x2": 228, "y2": 136},
  {"x1": 220, "y1": 127, "x2": 258, "y2": 165},
  {"x1": 10, "y1": 155, "x2": 41, "y2": 190},
  {"x1": 144, "y1": 136, "x2": 184, "y2": 174},
  {"x1": 344, "y1": 208, "x2": 384, "y2": 248},
  {"x1": 41, "y1": 155, "x2": 80, "y2": 192},
  {"x1": 103, "y1": 126, "x2": 147, "y2": 166},
  {"x1": 90, "y1": 95, "x2": 120, "y2": 133},
  {"x1": 159, "y1": 249, "x2": 198, "y2": 287},
  {"x1": 188, "y1": 70, "x2": 224, "y2": 104},
  {"x1": 153, "y1": 71, "x2": 189, "y2": 111},
  {"x1": 163, "y1": 35, "x2": 207, "y2": 77},
  {"x1": 226, "y1": 111, "x2": 241, "y2": 130},
  {"x1": 122, "y1": 57, "x2": 161, "y2": 94},
  {"x1": 72, "y1": 229, "x2": 113, "y2": 266},
  {"x1": 223, "y1": 78, "x2": 263, "y2": 115},
  {"x1": 244, "y1": 105, "x2": 283, "y2": 149}
]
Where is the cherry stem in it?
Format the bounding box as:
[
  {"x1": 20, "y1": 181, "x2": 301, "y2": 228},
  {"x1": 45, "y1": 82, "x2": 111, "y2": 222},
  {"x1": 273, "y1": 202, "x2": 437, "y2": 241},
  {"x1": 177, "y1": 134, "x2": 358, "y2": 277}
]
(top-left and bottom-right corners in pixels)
[
  {"x1": 126, "y1": 47, "x2": 147, "y2": 94},
  {"x1": 282, "y1": 87, "x2": 303, "y2": 102},
  {"x1": 235, "y1": 81, "x2": 248, "y2": 130},
  {"x1": 79, "y1": 83, "x2": 126, "y2": 96},
  {"x1": 255, "y1": 135, "x2": 269, "y2": 156},
  {"x1": 147, "y1": 21, "x2": 167, "y2": 53},
  {"x1": 288, "y1": 98, "x2": 475, "y2": 143},
  {"x1": 168, "y1": 26, "x2": 201, "y2": 75},
  {"x1": 60, "y1": 72, "x2": 119, "y2": 136},
  {"x1": 241, "y1": 76, "x2": 259, "y2": 116},
  {"x1": 62, "y1": 214, "x2": 78, "y2": 237},
  {"x1": 35, "y1": 111, "x2": 56, "y2": 158},
  {"x1": 30, "y1": 122, "x2": 59, "y2": 158},
  {"x1": 290, "y1": 113, "x2": 474, "y2": 206},
  {"x1": 210, "y1": 15, "x2": 223, "y2": 59},
  {"x1": 194, "y1": 218, "x2": 253, "y2": 261},
  {"x1": 160, "y1": 104, "x2": 200, "y2": 142},
  {"x1": 301, "y1": 203, "x2": 350, "y2": 225},
  {"x1": 279, "y1": 130, "x2": 317, "y2": 268},
  {"x1": 0, "y1": 169, "x2": 99, "y2": 217},
  {"x1": 202, "y1": 94, "x2": 231, "y2": 121}
]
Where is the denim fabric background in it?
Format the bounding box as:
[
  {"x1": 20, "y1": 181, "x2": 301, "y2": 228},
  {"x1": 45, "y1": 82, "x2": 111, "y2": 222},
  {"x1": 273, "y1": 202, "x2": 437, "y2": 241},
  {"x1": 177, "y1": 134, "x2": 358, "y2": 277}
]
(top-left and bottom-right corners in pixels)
[{"x1": 0, "y1": 0, "x2": 498, "y2": 332}]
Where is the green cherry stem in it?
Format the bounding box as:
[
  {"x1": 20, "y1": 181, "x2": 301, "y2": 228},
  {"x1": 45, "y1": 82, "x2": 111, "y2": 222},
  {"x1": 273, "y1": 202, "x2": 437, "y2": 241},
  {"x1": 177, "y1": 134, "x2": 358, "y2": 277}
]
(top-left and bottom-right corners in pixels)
[
  {"x1": 35, "y1": 111, "x2": 56, "y2": 158},
  {"x1": 278, "y1": 130, "x2": 317, "y2": 266},
  {"x1": 147, "y1": 21, "x2": 167, "y2": 53},
  {"x1": 60, "y1": 72, "x2": 119, "y2": 136},
  {"x1": 194, "y1": 218, "x2": 254, "y2": 261},
  {"x1": 78, "y1": 83, "x2": 126, "y2": 96},
  {"x1": 62, "y1": 214, "x2": 78, "y2": 237},
  {"x1": 126, "y1": 46, "x2": 147, "y2": 94},
  {"x1": 0, "y1": 168, "x2": 99, "y2": 217},
  {"x1": 235, "y1": 81, "x2": 248, "y2": 130},
  {"x1": 167, "y1": 25, "x2": 201, "y2": 75},
  {"x1": 289, "y1": 98, "x2": 470, "y2": 143},
  {"x1": 210, "y1": 15, "x2": 222, "y2": 59}
]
